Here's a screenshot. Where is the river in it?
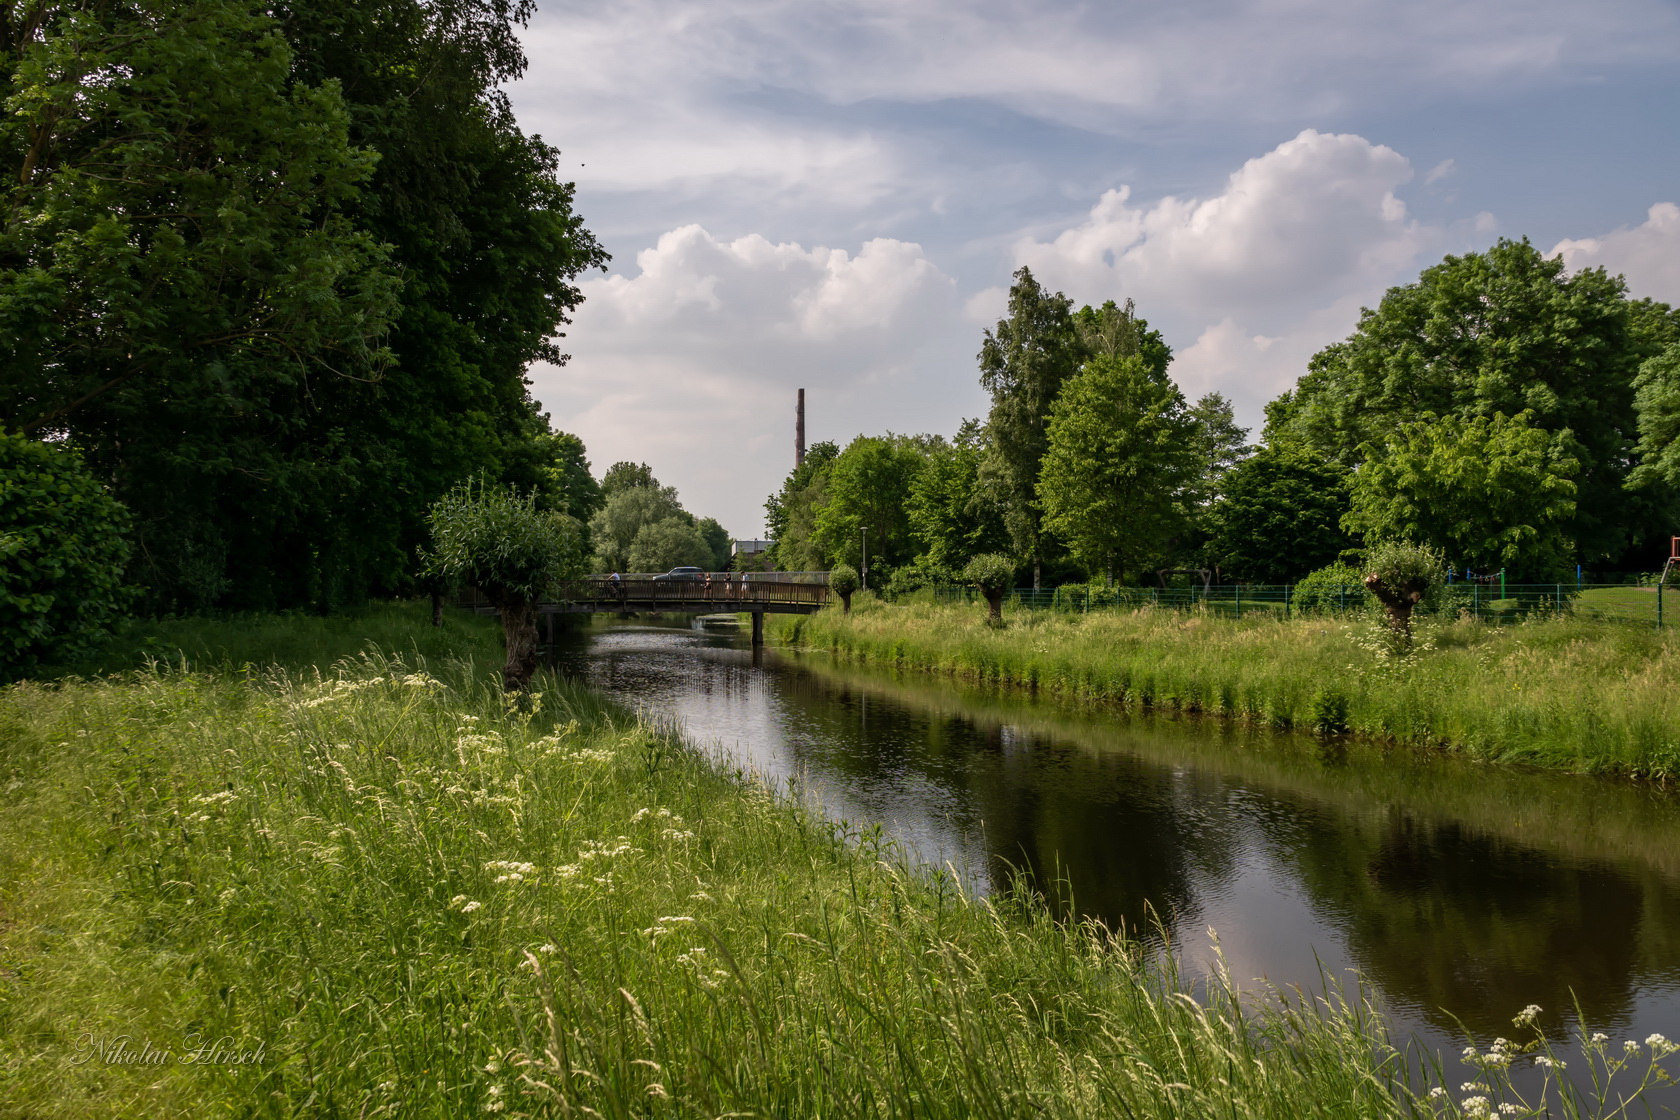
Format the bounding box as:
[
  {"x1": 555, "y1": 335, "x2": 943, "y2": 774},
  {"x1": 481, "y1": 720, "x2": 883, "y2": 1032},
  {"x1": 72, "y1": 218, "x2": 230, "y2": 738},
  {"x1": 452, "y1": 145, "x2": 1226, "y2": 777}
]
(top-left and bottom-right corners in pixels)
[{"x1": 549, "y1": 616, "x2": 1680, "y2": 1080}]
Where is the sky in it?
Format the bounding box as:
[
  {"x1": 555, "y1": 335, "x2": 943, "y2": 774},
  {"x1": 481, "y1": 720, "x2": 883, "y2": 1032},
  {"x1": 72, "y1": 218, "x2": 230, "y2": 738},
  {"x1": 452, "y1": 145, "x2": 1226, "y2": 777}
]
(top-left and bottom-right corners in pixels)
[{"x1": 508, "y1": 0, "x2": 1680, "y2": 539}]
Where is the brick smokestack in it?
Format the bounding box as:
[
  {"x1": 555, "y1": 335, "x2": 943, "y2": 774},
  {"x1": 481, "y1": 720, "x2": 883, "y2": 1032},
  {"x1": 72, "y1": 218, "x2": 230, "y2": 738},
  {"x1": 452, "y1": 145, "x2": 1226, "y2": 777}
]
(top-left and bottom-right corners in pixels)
[{"x1": 796, "y1": 388, "x2": 805, "y2": 468}]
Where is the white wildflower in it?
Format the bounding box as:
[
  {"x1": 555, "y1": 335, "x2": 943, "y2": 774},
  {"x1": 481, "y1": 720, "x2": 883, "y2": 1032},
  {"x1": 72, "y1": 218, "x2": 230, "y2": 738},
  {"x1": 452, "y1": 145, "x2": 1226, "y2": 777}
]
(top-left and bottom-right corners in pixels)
[
  {"x1": 1624, "y1": 1039, "x2": 1641, "y2": 1053},
  {"x1": 1514, "y1": 1004, "x2": 1543, "y2": 1028},
  {"x1": 1428, "y1": 1087, "x2": 1446, "y2": 1100},
  {"x1": 1590, "y1": 1032, "x2": 1609, "y2": 1045},
  {"x1": 1461, "y1": 1097, "x2": 1490, "y2": 1118},
  {"x1": 461, "y1": 900, "x2": 482, "y2": 913}
]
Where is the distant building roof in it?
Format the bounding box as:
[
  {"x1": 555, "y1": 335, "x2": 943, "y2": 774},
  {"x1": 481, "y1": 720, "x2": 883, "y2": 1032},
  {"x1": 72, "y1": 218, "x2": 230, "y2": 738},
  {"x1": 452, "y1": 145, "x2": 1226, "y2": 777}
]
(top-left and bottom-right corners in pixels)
[{"x1": 731, "y1": 539, "x2": 772, "y2": 555}]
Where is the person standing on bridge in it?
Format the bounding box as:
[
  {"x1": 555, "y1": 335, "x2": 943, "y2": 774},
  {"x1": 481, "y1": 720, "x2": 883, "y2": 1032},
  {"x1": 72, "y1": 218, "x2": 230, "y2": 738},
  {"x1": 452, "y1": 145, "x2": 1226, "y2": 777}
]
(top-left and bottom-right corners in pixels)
[{"x1": 608, "y1": 569, "x2": 624, "y2": 605}]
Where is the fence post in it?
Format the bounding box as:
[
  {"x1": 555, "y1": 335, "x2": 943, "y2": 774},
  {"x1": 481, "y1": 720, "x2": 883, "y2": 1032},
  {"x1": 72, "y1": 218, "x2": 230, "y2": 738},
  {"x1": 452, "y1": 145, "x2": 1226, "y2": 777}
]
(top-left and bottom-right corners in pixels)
[
  {"x1": 1555, "y1": 583, "x2": 1561, "y2": 614},
  {"x1": 1284, "y1": 585, "x2": 1291, "y2": 621},
  {"x1": 1236, "y1": 585, "x2": 1242, "y2": 619},
  {"x1": 1473, "y1": 582, "x2": 1479, "y2": 619},
  {"x1": 1660, "y1": 580, "x2": 1664, "y2": 630}
]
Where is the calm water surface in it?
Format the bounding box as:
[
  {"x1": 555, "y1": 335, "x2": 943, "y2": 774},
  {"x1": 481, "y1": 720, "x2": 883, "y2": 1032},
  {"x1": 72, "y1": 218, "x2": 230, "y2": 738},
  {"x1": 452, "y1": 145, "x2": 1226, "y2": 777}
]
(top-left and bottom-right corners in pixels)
[{"x1": 549, "y1": 618, "x2": 1680, "y2": 1073}]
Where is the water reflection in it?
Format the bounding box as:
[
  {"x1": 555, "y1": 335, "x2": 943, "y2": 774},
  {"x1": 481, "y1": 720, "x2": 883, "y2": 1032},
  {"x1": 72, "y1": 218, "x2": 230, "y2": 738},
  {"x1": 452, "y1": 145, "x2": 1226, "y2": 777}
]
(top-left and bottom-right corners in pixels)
[{"x1": 549, "y1": 620, "x2": 1680, "y2": 1057}]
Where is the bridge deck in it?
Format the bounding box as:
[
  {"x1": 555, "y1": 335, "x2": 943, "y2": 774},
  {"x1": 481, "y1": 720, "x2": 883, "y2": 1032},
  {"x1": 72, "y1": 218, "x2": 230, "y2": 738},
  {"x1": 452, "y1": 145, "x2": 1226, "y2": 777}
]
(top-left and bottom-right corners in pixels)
[{"x1": 460, "y1": 576, "x2": 830, "y2": 643}]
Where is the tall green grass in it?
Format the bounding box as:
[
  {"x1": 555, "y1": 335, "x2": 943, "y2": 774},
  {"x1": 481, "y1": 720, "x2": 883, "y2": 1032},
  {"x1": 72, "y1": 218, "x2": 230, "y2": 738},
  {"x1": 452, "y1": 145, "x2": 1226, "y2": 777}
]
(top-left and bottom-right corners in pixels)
[
  {"x1": 774, "y1": 599, "x2": 1680, "y2": 778},
  {"x1": 0, "y1": 606, "x2": 1437, "y2": 1117}
]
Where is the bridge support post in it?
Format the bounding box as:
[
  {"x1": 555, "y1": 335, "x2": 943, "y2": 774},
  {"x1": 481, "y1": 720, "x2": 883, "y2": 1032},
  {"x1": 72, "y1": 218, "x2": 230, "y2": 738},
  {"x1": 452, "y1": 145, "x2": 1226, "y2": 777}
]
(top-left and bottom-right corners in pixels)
[{"x1": 751, "y1": 609, "x2": 764, "y2": 647}]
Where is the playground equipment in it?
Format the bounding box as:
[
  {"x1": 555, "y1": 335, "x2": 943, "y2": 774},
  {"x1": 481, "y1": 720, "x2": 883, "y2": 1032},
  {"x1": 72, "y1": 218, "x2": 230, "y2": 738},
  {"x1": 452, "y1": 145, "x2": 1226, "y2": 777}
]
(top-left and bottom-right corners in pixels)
[{"x1": 1664, "y1": 538, "x2": 1680, "y2": 588}]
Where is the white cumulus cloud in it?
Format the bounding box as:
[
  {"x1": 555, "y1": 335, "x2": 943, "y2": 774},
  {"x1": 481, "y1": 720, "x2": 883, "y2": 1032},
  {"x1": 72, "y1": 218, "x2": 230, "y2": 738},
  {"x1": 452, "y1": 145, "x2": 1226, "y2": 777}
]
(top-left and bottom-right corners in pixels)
[
  {"x1": 529, "y1": 227, "x2": 972, "y2": 535},
  {"x1": 1013, "y1": 130, "x2": 1425, "y2": 325},
  {"x1": 1551, "y1": 203, "x2": 1680, "y2": 305}
]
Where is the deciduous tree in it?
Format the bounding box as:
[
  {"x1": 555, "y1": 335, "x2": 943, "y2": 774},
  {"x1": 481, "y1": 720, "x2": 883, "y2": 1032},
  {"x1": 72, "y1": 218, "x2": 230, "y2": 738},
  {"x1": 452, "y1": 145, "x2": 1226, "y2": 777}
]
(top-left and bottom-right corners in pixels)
[
  {"x1": 1037, "y1": 355, "x2": 1200, "y2": 583},
  {"x1": 1270, "y1": 240, "x2": 1644, "y2": 565},
  {"x1": 1343, "y1": 411, "x2": 1579, "y2": 580}
]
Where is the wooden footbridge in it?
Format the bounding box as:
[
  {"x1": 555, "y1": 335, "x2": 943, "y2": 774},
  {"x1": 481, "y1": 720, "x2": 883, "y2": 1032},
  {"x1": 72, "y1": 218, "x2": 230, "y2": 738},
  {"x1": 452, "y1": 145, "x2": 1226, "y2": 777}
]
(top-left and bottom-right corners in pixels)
[{"x1": 462, "y1": 573, "x2": 831, "y2": 645}]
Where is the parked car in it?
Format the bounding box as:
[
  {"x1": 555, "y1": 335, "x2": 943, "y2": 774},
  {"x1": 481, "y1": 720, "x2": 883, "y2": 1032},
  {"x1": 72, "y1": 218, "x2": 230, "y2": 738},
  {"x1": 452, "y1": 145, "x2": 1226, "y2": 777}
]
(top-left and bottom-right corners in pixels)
[{"x1": 653, "y1": 567, "x2": 704, "y2": 581}]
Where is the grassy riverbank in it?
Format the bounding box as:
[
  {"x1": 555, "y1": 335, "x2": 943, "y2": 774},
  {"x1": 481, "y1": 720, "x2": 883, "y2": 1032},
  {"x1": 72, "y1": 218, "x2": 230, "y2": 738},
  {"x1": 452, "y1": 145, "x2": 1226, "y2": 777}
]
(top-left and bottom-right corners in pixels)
[
  {"x1": 774, "y1": 599, "x2": 1680, "y2": 778},
  {"x1": 1, "y1": 605, "x2": 1429, "y2": 1117}
]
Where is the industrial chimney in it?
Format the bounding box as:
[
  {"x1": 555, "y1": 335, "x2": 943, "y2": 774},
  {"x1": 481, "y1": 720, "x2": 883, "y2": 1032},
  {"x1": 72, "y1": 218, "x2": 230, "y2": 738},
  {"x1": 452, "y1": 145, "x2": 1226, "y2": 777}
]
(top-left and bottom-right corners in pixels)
[{"x1": 796, "y1": 388, "x2": 805, "y2": 468}]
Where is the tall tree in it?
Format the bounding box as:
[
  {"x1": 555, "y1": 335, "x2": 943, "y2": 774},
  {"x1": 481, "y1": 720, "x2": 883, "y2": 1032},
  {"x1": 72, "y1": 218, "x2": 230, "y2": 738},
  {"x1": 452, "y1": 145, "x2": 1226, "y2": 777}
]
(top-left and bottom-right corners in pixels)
[
  {"x1": 978, "y1": 267, "x2": 1083, "y2": 587},
  {"x1": 1343, "y1": 411, "x2": 1579, "y2": 580},
  {"x1": 0, "y1": 0, "x2": 408, "y2": 611},
  {"x1": 765, "y1": 440, "x2": 837, "y2": 572},
  {"x1": 1202, "y1": 448, "x2": 1354, "y2": 582},
  {"x1": 589, "y1": 484, "x2": 686, "y2": 572},
  {"x1": 811, "y1": 435, "x2": 927, "y2": 580},
  {"x1": 906, "y1": 420, "x2": 1008, "y2": 578},
  {"x1": 1269, "y1": 239, "x2": 1646, "y2": 565},
  {"x1": 1037, "y1": 355, "x2": 1200, "y2": 583}
]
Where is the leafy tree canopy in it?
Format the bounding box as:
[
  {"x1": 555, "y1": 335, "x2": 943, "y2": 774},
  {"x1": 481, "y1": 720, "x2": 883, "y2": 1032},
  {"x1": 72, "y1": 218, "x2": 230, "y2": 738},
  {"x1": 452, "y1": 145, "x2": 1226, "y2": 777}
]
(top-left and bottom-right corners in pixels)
[
  {"x1": 1268, "y1": 239, "x2": 1650, "y2": 564},
  {"x1": 811, "y1": 435, "x2": 927, "y2": 578},
  {"x1": 1343, "y1": 411, "x2": 1579, "y2": 580},
  {"x1": 978, "y1": 267, "x2": 1083, "y2": 576},
  {"x1": 1037, "y1": 354, "x2": 1200, "y2": 582},
  {"x1": 905, "y1": 420, "x2": 1007, "y2": 578},
  {"x1": 627, "y1": 517, "x2": 712, "y2": 573},
  {"x1": 765, "y1": 440, "x2": 838, "y2": 572},
  {"x1": 602, "y1": 461, "x2": 658, "y2": 498},
  {"x1": 1203, "y1": 447, "x2": 1354, "y2": 582},
  {"x1": 1630, "y1": 343, "x2": 1680, "y2": 493},
  {"x1": 589, "y1": 484, "x2": 685, "y2": 572}
]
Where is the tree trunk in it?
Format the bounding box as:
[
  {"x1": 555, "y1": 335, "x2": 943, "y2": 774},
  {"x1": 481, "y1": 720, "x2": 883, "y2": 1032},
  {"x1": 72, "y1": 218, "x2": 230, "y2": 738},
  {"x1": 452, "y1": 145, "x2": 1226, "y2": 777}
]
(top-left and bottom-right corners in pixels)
[
  {"x1": 1363, "y1": 573, "x2": 1422, "y2": 650},
  {"x1": 1033, "y1": 559, "x2": 1041, "y2": 591},
  {"x1": 431, "y1": 590, "x2": 444, "y2": 628},
  {"x1": 496, "y1": 595, "x2": 540, "y2": 691},
  {"x1": 984, "y1": 589, "x2": 1004, "y2": 625},
  {"x1": 840, "y1": 590, "x2": 853, "y2": 614}
]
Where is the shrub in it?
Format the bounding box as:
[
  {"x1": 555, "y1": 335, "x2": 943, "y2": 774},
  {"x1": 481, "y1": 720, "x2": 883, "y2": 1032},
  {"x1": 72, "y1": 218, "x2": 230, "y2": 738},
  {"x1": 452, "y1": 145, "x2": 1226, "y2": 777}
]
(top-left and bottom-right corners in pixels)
[
  {"x1": 0, "y1": 432, "x2": 131, "y2": 677},
  {"x1": 426, "y1": 478, "x2": 584, "y2": 690},
  {"x1": 1290, "y1": 563, "x2": 1369, "y2": 616}
]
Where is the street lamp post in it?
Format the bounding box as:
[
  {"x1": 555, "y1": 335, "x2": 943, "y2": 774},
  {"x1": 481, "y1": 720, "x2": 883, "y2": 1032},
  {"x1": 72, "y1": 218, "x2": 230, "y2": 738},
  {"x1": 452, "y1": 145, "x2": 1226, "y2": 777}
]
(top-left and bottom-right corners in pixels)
[{"x1": 861, "y1": 527, "x2": 869, "y2": 591}]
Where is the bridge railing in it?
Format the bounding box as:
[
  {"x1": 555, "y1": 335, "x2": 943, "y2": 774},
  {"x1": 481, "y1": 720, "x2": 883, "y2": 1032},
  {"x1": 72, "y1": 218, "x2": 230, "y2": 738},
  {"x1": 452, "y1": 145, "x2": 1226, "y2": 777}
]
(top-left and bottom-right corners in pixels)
[{"x1": 550, "y1": 575, "x2": 830, "y2": 609}]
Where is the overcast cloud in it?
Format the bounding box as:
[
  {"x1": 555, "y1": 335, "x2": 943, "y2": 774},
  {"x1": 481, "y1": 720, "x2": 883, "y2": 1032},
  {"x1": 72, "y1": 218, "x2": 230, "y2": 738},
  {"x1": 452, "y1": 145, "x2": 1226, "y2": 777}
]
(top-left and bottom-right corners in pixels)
[{"x1": 513, "y1": 0, "x2": 1680, "y2": 536}]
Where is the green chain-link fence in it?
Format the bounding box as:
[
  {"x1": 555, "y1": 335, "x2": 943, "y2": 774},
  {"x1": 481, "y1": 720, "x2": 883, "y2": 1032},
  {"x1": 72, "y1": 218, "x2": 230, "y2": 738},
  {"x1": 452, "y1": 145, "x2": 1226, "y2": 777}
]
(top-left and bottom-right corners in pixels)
[{"x1": 932, "y1": 581, "x2": 1673, "y2": 627}]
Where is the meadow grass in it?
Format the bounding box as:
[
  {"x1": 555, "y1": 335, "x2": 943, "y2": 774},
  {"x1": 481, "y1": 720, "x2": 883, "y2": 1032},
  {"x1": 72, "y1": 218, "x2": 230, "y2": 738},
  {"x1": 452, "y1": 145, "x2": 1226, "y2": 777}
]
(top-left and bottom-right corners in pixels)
[
  {"x1": 773, "y1": 598, "x2": 1680, "y2": 778},
  {"x1": 0, "y1": 604, "x2": 1447, "y2": 1118}
]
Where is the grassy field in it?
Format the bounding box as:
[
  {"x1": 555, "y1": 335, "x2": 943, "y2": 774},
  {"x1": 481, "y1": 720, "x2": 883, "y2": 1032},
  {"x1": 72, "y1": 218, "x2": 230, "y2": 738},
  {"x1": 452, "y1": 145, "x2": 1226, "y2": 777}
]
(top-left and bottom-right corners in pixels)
[
  {"x1": 0, "y1": 603, "x2": 1462, "y2": 1118},
  {"x1": 773, "y1": 597, "x2": 1680, "y2": 778}
]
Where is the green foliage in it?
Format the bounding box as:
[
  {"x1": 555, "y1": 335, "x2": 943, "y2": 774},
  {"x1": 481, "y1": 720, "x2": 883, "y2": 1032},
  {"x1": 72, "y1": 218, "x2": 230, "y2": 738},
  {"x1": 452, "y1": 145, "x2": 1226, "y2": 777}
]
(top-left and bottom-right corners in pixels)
[
  {"x1": 1273, "y1": 239, "x2": 1647, "y2": 565},
  {"x1": 906, "y1": 420, "x2": 1008, "y2": 577},
  {"x1": 1344, "y1": 412, "x2": 1579, "y2": 579},
  {"x1": 1206, "y1": 448, "x2": 1354, "y2": 582},
  {"x1": 786, "y1": 599, "x2": 1680, "y2": 777},
  {"x1": 1290, "y1": 563, "x2": 1371, "y2": 615},
  {"x1": 602, "y1": 461, "x2": 658, "y2": 498},
  {"x1": 589, "y1": 484, "x2": 686, "y2": 572},
  {"x1": 627, "y1": 518, "x2": 713, "y2": 573},
  {"x1": 1037, "y1": 355, "x2": 1200, "y2": 581},
  {"x1": 1361, "y1": 540, "x2": 1449, "y2": 649},
  {"x1": 426, "y1": 479, "x2": 582, "y2": 603},
  {"x1": 829, "y1": 564, "x2": 860, "y2": 597},
  {"x1": 527, "y1": 429, "x2": 603, "y2": 523},
  {"x1": 979, "y1": 268, "x2": 1084, "y2": 571},
  {"x1": 765, "y1": 440, "x2": 838, "y2": 571},
  {"x1": 1630, "y1": 343, "x2": 1680, "y2": 491},
  {"x1": 1186, "y1": 392, "x2": 1253, "y2": 501},
  {"x1": 1071, "y1": 298, "x2": 1173, "y2": 379},
  {"x1": 696, "y1": 517, "x2": 732, "y2": 570},
  {"x1": 8, "y1": 0, "x2": 608, "y2": 612},
  {"x1": 962, "y1": 553, "x2": 1016, "y2": 596},
  {"x1": 811, "y1": 435, "x2": 927, "y2": 577},
  {"x1": 0, "y1": 433, "x2": 131, "y2": 676},
  {"x1": 0, "y1": 0, "x2": 398, "y2": 439}
]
